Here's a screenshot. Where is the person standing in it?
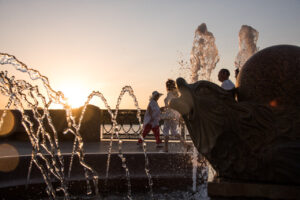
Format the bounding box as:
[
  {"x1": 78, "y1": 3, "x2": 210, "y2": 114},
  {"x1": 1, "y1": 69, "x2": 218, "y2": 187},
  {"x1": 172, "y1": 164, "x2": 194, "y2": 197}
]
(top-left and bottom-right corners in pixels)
[
  {"x1": 235, "y1": 68, "x2": 240, "y2": 80},
  {"x1": 162, "y1": 79, "x2": 190, "y2": 152},
  {"x1": 137, "y1": 91, "x2": 163, "y2": 147}
]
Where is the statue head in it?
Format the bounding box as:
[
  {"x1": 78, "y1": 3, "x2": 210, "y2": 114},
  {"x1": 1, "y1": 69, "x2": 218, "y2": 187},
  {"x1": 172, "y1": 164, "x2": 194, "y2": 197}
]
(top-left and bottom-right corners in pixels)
[{"x1": 170, "y1": 78, "x2": 235, "y2": 154}]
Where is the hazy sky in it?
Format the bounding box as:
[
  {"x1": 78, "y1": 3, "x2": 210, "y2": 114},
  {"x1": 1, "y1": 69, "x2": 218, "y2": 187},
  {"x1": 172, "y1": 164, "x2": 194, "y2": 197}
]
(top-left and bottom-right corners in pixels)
[{"x1": 1, "y1": 0, "x2": 300, "y2": 109}]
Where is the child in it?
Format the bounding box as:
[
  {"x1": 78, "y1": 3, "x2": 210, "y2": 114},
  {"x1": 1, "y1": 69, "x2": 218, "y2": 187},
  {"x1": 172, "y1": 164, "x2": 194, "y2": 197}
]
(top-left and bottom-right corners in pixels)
[
  {"x1": 162, "y1": 79, "x2": 190, "y2": 152},
  {"x1": 137, "y1": 91, "x2": 163, "y2": 147}
]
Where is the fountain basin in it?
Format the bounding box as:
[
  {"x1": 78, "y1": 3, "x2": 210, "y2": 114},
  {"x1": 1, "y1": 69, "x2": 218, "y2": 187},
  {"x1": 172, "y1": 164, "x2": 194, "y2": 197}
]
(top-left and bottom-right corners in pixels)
[{"x1": 0, "y1": 141, "x2": 198, "y2": 199}]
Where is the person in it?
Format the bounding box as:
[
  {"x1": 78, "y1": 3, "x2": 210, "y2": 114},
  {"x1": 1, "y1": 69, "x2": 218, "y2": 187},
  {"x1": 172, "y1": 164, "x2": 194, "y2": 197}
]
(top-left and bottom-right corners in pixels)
[
  {"x1": 235, "y1": 68, "x2": 240, "y2": 79},
  {"x1": 137, "y1": 91, "x2": 163, "y2": 147},
  {"x1": 162, "y1": 79, "x2": 190, "y2": 152},
  {"x1": 218, "y1": 68, "x2": 235, "y2": 90}
]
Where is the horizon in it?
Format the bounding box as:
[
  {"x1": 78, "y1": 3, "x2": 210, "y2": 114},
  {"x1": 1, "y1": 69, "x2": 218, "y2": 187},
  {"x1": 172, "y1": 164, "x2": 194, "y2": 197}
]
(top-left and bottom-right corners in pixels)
[{"x1": 1, "y1": 0, "x2": 300, "y2": 109}]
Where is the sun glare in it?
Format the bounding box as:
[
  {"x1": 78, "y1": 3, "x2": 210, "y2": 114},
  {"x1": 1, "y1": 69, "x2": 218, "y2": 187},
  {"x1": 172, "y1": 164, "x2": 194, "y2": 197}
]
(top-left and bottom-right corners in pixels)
[{"x1": 61, "y1": 84, "x2": 88, "y2": 109}]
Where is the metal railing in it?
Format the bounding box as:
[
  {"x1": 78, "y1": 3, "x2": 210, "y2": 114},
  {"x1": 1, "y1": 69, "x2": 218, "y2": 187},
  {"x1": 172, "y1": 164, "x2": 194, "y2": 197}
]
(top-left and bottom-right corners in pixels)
[
  {"x1": 0, "y1": 107, "x2": 190, "y2": 142},
  {"x1": 100, "y1": 109, "x2": 190, "y2": 140}
]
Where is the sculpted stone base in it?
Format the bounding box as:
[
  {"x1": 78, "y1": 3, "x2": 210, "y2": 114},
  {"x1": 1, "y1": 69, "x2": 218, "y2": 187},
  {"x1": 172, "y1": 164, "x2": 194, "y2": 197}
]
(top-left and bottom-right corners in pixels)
[{"x1": 208, "y1": 181, "x2": 300, "y2": 199}]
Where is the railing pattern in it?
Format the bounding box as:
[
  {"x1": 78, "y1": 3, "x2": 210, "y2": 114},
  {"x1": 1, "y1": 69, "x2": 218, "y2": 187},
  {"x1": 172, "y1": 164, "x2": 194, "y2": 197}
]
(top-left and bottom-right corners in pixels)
[
  {"x1": 100, "y1": 109, "x2": 190, "y2": 140},
  {"x1": 0, "y1": 107, "x2": 190, "y2": 142}
]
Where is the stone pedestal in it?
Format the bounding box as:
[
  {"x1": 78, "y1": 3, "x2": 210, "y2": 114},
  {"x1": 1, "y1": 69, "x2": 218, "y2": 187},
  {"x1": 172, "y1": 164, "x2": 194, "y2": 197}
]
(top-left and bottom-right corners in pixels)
[
  {"x1": 0, "y1": 104, "x2": 101, "y2": 143},
  {"x1": 208, "y1": 181, "x2": 300, "y2": 199}
]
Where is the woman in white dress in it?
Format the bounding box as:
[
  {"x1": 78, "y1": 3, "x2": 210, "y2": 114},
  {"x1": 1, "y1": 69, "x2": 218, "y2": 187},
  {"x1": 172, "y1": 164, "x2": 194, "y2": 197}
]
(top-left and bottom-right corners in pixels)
[{"x1": 162, "y1": 79, "x2": 190, "y2": 152}]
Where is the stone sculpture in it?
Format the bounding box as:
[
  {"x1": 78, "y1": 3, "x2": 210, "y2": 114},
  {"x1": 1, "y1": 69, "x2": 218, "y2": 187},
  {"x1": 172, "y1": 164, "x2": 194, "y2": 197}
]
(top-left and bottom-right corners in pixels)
[{"x1": 170, "y1": 45, "x2": 300, "y2": 185}]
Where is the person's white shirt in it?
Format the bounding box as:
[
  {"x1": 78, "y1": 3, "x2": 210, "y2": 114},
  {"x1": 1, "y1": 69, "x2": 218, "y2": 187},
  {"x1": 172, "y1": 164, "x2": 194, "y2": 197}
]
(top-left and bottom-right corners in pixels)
[
  {"x1": 221, "y1": 79, "x2": 235, "y2": 90},
  {"x1": 143, "y1": 99, "x2": 161, "y2": 127}
]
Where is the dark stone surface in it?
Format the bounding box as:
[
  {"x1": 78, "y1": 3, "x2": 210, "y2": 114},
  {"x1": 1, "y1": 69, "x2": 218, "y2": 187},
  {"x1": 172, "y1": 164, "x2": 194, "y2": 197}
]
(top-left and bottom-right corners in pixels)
[
  {"x1": 208, "y1": 181, "x2": 300, "y2": 199},
  {"x1": 237, "y1": 45, "x2": 300, "y2": 107},
  {"x1": 170, "y1": 45, "x2": 300, "y2": 186},
  {"x1": 71, "y1": 105, "x2": 101, "y2": 142},
  {"x1": 0, "y1": 104, "x2": 101, "y2": 142},
  {"x1": 0, "y1": 152, "x2": 197, "y2": 199}
]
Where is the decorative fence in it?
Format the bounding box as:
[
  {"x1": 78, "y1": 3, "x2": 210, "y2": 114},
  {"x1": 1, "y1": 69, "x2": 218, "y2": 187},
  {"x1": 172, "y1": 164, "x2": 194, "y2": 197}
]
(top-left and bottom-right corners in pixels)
[
  {"x1": 100, "y1": 109, "x2": 190, "y2": 140},
  {"x1": 0, "y1": 106, "x2": 190, "y2": 142}
]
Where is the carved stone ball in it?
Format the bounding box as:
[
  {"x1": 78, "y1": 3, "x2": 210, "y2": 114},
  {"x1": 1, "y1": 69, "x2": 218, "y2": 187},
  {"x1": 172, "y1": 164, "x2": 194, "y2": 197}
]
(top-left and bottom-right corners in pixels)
[{"x1": 237, "y1": 45, "x2": 300, "y2": 107}]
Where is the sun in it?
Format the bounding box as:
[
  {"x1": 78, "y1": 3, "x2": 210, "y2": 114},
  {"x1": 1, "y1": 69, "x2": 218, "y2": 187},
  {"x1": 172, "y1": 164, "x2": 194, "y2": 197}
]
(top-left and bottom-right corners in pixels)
[{"x1": 60, "y1": 84, "x2": 88, "y2": 109}]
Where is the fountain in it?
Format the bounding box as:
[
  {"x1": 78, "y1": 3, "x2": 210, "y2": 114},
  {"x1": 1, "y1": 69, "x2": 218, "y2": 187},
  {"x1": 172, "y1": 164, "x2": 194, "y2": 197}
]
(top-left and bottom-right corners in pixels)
[
  {"x1": 0, "y1": 53, "x2": 206, "y2": 199},
  {"x1": 234, "y1": 25, "x2": 259, "y2": 72},
  {"x1": 189, "y1": 22, "x2": 219, "y2": 193},
  {"x1": 2, "y1": 23, "x2": 298, "y2": 199},
  {"x1": 190, "y1": 23, "x2": 219, "y2": 83},
  {"x1": 170, "y1": 45, "x2": 300, "y2": 199}
]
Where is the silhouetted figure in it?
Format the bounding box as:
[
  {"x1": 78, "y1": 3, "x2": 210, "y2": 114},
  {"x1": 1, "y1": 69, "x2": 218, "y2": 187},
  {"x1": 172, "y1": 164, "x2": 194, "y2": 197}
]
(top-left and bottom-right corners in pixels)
[
  {"x1": 162, "y1": 79, "x2": 190, "y2": 152},
  {"x1": 218, "y1": 68, "x2": 235, "y2": 98},
  {"x1": 138, "y1": 91, "x2": 163, "y2": 147},
  {"x1": 235, "y1": 68, "x2": 240, "y2": 79}
]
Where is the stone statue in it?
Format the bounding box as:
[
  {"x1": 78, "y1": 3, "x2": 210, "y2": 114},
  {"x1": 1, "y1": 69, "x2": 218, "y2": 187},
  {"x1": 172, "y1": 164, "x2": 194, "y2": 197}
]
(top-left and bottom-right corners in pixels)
[{"x1": 170, "y1": 45, "x2": 300, "y2": 185}]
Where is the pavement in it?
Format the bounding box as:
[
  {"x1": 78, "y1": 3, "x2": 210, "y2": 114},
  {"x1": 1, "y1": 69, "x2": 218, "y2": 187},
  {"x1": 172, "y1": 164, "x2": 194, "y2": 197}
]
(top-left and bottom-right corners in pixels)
[{"x1": 0, "y1": 139, "x2": 193, "y2": 157}]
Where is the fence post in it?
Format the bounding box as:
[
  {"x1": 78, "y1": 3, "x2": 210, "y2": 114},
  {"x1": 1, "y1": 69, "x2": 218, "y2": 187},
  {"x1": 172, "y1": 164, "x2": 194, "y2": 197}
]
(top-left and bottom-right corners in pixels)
[{"x1": 99, "y1": 109, "x2": 103, "y2": 141}]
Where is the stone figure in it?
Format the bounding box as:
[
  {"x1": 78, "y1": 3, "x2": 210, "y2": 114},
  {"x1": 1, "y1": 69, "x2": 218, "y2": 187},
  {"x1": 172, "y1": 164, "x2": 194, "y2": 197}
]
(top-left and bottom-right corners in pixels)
[{"x1": 170, "y1": 45, "x2": 300, "y2": 185}]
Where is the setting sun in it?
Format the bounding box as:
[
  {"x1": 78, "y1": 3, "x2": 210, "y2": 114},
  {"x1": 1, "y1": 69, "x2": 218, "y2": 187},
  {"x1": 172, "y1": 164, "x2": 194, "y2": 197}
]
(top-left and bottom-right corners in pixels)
[{"x1": 60, "y1": 83, "x2": 89, "y2": 109}]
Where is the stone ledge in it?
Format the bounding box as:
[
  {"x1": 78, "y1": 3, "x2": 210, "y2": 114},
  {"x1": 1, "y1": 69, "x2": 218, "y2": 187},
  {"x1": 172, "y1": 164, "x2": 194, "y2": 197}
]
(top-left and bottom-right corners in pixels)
[{"x1": 208, "y1": 181, "x2": 300, "y2": 199}]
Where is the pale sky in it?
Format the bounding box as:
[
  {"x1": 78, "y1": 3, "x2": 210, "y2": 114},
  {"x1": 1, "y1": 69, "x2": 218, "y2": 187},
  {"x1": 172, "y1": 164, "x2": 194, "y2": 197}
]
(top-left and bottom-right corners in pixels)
[{"x1": 1, "y1": 0, "x2": 300, "y2": 109}]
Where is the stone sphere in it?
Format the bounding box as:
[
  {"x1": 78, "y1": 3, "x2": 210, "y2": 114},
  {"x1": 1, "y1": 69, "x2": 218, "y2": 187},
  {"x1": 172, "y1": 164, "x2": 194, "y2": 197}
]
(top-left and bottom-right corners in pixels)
[{"x1": 237, "y1": 45, "x2": 300, "y2": 107}]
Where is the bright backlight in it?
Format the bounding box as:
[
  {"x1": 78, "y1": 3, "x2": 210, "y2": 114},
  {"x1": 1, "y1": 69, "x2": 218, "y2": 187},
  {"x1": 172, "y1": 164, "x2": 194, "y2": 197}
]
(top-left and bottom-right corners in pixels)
[{"x1": 61, "y1": 84, "x2": 87, "y2": 109}]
